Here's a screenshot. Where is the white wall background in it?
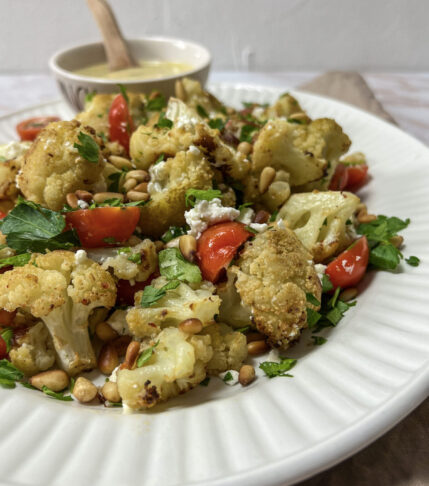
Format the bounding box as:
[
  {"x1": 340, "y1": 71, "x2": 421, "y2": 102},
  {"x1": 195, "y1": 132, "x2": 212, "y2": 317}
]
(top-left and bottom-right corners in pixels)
[{"x1": 1, "y1": 0, "x2": 428, "y2": 72}]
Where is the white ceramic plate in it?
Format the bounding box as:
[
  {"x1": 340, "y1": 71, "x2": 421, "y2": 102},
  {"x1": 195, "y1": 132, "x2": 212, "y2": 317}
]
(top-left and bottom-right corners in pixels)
[{"x1": 0, "y1": 83, "x2": 428, "y2": 486}]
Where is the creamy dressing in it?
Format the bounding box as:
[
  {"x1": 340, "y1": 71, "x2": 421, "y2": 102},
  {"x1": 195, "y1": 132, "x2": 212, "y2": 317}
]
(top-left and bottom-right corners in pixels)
[{"x1": 74, "y1": 60, "x2": 193, "y2": 80}]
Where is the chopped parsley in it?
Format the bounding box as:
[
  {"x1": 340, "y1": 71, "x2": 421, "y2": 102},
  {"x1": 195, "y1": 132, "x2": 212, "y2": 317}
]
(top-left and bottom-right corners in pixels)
[
  {"x1": 321, "y1": 274, "x2": 334, "y2": 293},
  {"x1": 155, "y1": 153, "x2": 165, "y2": 164},
  {"x1": 73, "y1": 131, "x2": 100, "y2": 163},
  {"x1": 84, "y1": 91, "x2": 96, "y2": 103},
  {"x1": 0, "y1": 253, "x2": 31, "y2": 269},
  {"x1": 117, "y1": 83, "x2": 129, "y2": 104},
  {"x1": 269, "y1": 210, "x2": 279, "y2": 222},
  {"x1": 223, "y1": 371, "x2": 233, "y2": 382},
  {"x1": 200, "y1": 377, "x2": 210, "y2": 387},
  {"x1": 42, "y1": 385, "x2": 73, "y2": 401},
  {"x1": 0, "y1": 328, "x2": 13, "y2": 353},
  {"x1": 103, "y1": 237, "x2": 119, "y2": 245},
  {"x1": 158, "y1": 248, "x2": 202, "y2": 284},
  {"x1": 0, "y1": 359, "x2": 24, "y2": 388},
  {"x1": 208, "y1": 118, "x2": 225, "y2": 131},
  {"x1": 117, "y1": 247, "x2": 141, "y2": 264},
  {"x1": 239, "y1": 124, "x2": 259, "y2": 143},
  {"x1": 259, "y1": 358, "x2": 297, "y2": 378},
  {"x1": 196, "y1": 104, "x2": 209, "y2": 118},
  {"x1": 235, "y1": 326, "x2": 250, "y2": 334},
  {"x1": 146, "y1": 93, "x2": 167, "y2": 111},
  {"x1": 137, "y1": 341, "x2": 159, "y2": 367},
  {"x1": 107, "y1": 169, "x2": 128, "y2": 192},
  {"x1": 140, "y1": 280, "x2": 180, "y2": 307},
  {"x1": 311, "y1": 336, "x2": 327, "y2": 346},
  {"x1": 155, "y1": 112, "x2": 173, "y2": 129},
  {"x1": 306, "y1": 293, "x2": 321, "y2": 306},
  {"x1": 406, "y1": 256, "x2": 420, "y2": 267},
  {"x1": 161, "y1": 225, "x2": 187, "y2": 243},
  {"x1": 185, "y1": 188, "x2": 222, "y2": 207}
]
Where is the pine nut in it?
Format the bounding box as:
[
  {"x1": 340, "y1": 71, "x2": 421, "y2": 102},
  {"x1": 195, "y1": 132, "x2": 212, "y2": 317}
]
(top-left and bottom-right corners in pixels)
[
  {"x1": 154, "y1": 240, "x2": 165, "y2": 252},
  {"x1": 165, "y1": 237, "x2": 180, "y2": 249},
  {"x1": 123, "y1": 178, "x2": 137, "y2": 192},
  {"x1": 134, "y1": 182, "x2": 148, "y2": 192},
  {"x1": 75, "y1": 190, "x2": 93, "y2": 202},
  {"x1": 246, "y1": 331, "x2": 265, "y2": 343},
  {"x1": 125, "y1": 170, "x2": 149, "y2": 182},
  {"x1": 111, "y1": 336, "x2": 132, "y2": 357},
  {"x1": 30, "y1": 370, "x2": 69, "y2": 392},
  {"x1": 237, "y1": 141, "x2": 252, "y2": 155},
  {"x1": 289, "y1": 112, "x2": 311, "y2": 124},
  {"x1": 66, "y1": 193, "x2": 78, "y2": 208},
  {"x1": 339, "y1": 287, "x2": 358, "y2": 302},
  {"x1": 179, "y1": 318, "x2": 203, "y2": 334},
  {"x1": 357, "y1": 210, "x2": 377, "y2": 223},
  {"x1": 149, "y1": 90, "x2": 162, "y2": 100},
  {"x1": 239, "y1": 364, "x2": 255, "y2": 386},
  {"x1": 254, "y1": 210, "x2": 270, "y2": 224},
  {"x1": 126, "y1": 191, "x2": 149, "y2": 202},
  {"x1": 93, "y1": 192, "x2": 124, "y2": 204},
  {"x1": 179, "y1": 234, "x2": 197, "y2": 262},
  {"x1": 121, "y1": 341, "x2": 141, "y2": 370},
  {"x1": 175, "y1": 79, "x2": 186, "y2": 101},
  {"x1": 95, "y1": 321, "x2": 118, "y2": 342},
  {"x1": 101, "y1": 381, "x2": 121, "y2": 403},
  {"x1": 390, "y1": 235, "x2": 404, "y2": 248},
  {"x1": 247, "y1": 340, "x2": 269, "y2": 355},
  {"x1": 73, "y1": 377, "x2": 98, "y2": 403},
  {"x1": 109, "y1": 155, "x2": 133, "y2": 170},
  {"x1": 259, "y1": 167, "x2": 276, "y2": 194},
  {"x1": 98, "y1": 344, "x2": 119, "y2": 375}
]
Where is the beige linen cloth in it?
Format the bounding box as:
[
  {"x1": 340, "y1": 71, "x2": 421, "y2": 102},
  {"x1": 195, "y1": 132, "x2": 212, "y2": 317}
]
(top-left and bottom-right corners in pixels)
[{"x1": 295, "y1": 72, "x2": 429, "y2": 486}]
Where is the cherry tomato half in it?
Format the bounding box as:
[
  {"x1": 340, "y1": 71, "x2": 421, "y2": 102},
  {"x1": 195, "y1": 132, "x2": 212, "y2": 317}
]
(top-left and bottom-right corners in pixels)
[
  {"x1": 325, "y1": 236, "x2": 369, "y2": 289},
  {"x1": 329, "y1": 163, "x2": 349, "y2": 191},
  {"x1": 0, "y1": 309, "x2": 16, "y2": 327},
  {"x1": 345, "y1": 164, "x2": 369, "y2": 189},
  {"x1": 196, "y1": 221, "x2": 253, "y2": 283},
  {"x1": 0, "y1": 336, "x2": 7, "y2": 359},
  {"x1": 116, "y1": 274, "x2": 157, "y2": 306},
  {"x1": 0, "y1": 211, "x2": 7, "y2": 220},
  {"x1": 16, "y1": 116, "x2": 60, "y2": 141},
  {"x1": 65, "y1": 207, "x2": 140, "y2": 248},
  {"x1": 109, "y1": 94, "x2": 134, "y2": 154}
]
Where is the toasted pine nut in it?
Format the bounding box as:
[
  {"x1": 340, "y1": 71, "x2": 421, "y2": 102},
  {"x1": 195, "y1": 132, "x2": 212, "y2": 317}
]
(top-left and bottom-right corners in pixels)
[
  {"x1": 165, "y1": 237, "x2": 180, "y2": 249},
  {"x1": 125, "y1": 170, "x2": 149, "y2": 182},
  {"x1": 339, "y1": 287, "x2": 358, "y2": 302},
  {"x1": 237, "y1": 141, "x2": 252, "y2": 155},
  {"x1": 179, "y1": 318, "x2": 203, "y2": 334},
  {"x1": 93, "y1": 192, "x2": 124, "y2": 204},
  {"x1": 101, "y1": 381, "x2": 121, "y2": 403},
  {"x1": 356, "y1": 203, "x2": 367, "y2": 212},
  {"x1": 123, "y1": 178, "x2": 137, "y2": 192},
  {"x1": 179, "y1": 234, "x2": 197, "y2": 262},
  {"x1": 246, "y1": 331, "x2": 265, "y2": 343},
  {"x1": 126, "y1": 191, "x2": 149, "y2": 202},
  {"x1": 239, "y1": 365, "x2": 255, "y2": 386},
  {"x1": 95, "y1": 321, "x2": 118, "y2": 342},
  {"x1": 154, "y1": 240, "x2": 165, "y2": 252},
  {"x1": 134, "y1": 182, "x2": 148, "y2": 192},
  {"x1": 121, "y1": 341, "x2": 141, "y2": 370},
  {"x1": 357, "y1": 210, "x2": 377, "y2": 223},
  {"x1": 254, "y1": 210, "x2": 270, "y2": 224},
  {"x1": 73, "y1": 377, "x2": 98, "y2": 403},
  {"x1": 66, "y1": 193, "x2": 78, "y2": 208},
  {"x1": 259, "y1": 167, "x2": 276, "y2": 194},
  {"x1": 98, "y1": 344, "x2": 119, "y2": 375},
  {"x1": 289, "y1": 112, "x2": 311, "y2": 124},
  {"x1": 149, "y1": 90, "x2": 162, "y2": 100},
  {"x1": 30, "y1": 370, "x2": 69, "y2": 392},
  {"x1": 111, "y1": 336, "x2": 132, "y2": 357},
  {"x1": 390, "y1": 235, "x2": 404, "y2": 248},
  {"x1": 109, "y1": 155, "x2": 133, "y2": 170},
  {"x1": 175, "y1": 79, "x2": 186, "y2": 101},
  {"x1": 247, "y1": 340, "x2": 269, "y2": 355},
  {"x1": 75, "y1": 190, "x2": 93, "y2": 202}
]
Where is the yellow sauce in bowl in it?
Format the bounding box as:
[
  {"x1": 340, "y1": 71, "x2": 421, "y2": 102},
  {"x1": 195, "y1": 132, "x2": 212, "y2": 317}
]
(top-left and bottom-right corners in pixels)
[{"x1": 74, "y1": 60, "x2": 193, "y2": 80}]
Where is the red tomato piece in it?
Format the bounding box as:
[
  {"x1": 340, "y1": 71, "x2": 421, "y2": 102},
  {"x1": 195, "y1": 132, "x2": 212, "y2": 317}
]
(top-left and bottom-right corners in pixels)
[
  {"x1": 329, "y1": 163, "x2": 349, "y2": 191},
  {"x1": 325, "y1": 236, "x2": 369, "y2": 289},
  {"x1": 65, "y1": 207, "x2": 140, "y2": 248},
  {"x1": 0, "y1": 309, "x2": 16, "y2": 327},
  {"x1": 0, "y1": 335, "x2": 7, "y2": 359},
  {"x1": 0, "y1": 211, "x2": 7, "y2": 219},
  {"x1": 345, "y1": 164, "x2": 369, "y2": 189},
  {"x1": 16, "y1": 116, "x2": 60, "y2": 141},
  {"x1": 108, "y1": 94, "x2": 134, "y2": 154},
  {"x1": 196, "y1": 221, "x2": 253, "y2": 283},
  {"x1": 116, "y1": 274, "x2": 157, "y2": 306}
]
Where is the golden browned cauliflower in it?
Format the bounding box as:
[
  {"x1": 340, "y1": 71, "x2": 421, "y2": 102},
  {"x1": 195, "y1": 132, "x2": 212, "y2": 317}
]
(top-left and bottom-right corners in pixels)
[
  {"x1": 117, "y1": 327, "x2": 213, "y2": 410},
  {"x1": 139, "y1": 149, "x2": 214, "y2": 237},
  {"x1": 9, "y1": 321, "x2": 56, "y2": 376},
  {"x1": 202, "y1": 323, "x2": 248, "y2": 375},
  {"x1": 0, "y1": 251, "x2": 116, "y2": 375},
  {"x1": 230, "y1": 226, "x2": 322, "y2": 348},
  {"x1": 17, "y1": 120, "x2": 105, "y2": 211},
  {"x1": 265, "y1": 93, "x2": 307, "y2": 119},
  {"x1": 175, "y1": 78, "x2": 226, "y2": 117}
]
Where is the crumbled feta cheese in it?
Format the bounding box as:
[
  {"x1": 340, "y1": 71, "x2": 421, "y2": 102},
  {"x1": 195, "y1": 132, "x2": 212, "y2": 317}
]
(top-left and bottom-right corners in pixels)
[
  {"x1": 252, "y1": 106, "x2": 265, "y2": 118},
  {"x1": 266, "y1": 348, "x2": 282, "y2": 363},
  {"x1": 237, "y1": 207, "x2": 254, "y2": 225},
  {"x1": 314, "y1": 263, "x2": 327, "y2": 284},
  {"x1": 109, "y1": 365, "x2": 121, "y2": 383},
  {"x1": 0, "y1": 141, "x2": 31, "y2": 161},
  {"x1": 219, "y1": 370, "x2": 239, "y2": 386},
  {"x1": 86, "y1": 247, "x2": 118, "y2": 264},
  {"x1": 188, "y1": 145, "x2": 200, "y2": 155},
  {"x1": 249, "y1": 223, "x2": 268, "y2": 233},
  {"x1": 277, "y1": 218, "x2": 286, "y2": 229},
  {"x1": 77, "y1": 199, "x2": 89, "y2": 209},
  {"x1": 74, "y1": 249, "x2": 88, "y2": 264},
  {"x1": 185, "y1": 198, "x2": 240, "y2": 238},
  {"x1": 147, "y1": 160, "x2": 167, "y2": 194}
]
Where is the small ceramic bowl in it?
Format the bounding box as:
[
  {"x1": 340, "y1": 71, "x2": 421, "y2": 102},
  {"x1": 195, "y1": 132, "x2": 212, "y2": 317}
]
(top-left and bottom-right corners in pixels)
[{"x1": 49, "y1": 37, "x2": 211, "y2": 112}]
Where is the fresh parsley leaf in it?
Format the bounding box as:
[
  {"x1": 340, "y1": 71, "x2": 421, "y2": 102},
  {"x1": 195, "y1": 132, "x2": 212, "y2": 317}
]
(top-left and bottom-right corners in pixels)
[
  {"x1": 322, "y1": 218, "x2": 328, "y2": 226},
  {"x1": 235, "y1": 326, "x2": 250, "y2": 334},
  {"x1": 311, "y1": 336, "x2": 327, "y2": 345},
  {"x1": 85, "y1": 91, "x2": 96, "y2": 103},
  {"x1": 21, "y1": 382, "x2": 37, "y2": 390},
  {"x1": 161, "y1": 225, "x2": 187, "y2": 243},
  {"x1": 97, "y1": 131, "x2": 108, "y2": 143},
  {"x1": 259, "y1": 358, "x2": 297, "y2": 378},
  {"x1": 269, "y1": 210, "x2": 279, "y2": 222},
  {"x1": 287, "y1": 117, "x2": 305, "y2": 125},
  {"x1": 117, "y1": 84, "x2": 129, "y2": 104},
  {"x1": 103, "y1": 237, "x2": 119, "y2": 245},
  {"x1": 223, "y1": 371, "x2": 233, "y2": 382},
  {"x1": 244, "y1": 225, "x2": 258, "y2": 234},
  {"x1": 155, "y1": 153, "x2": 165, "y2": 164},
  {"x1": 107, "y1": 170, "x2": 128, "y2": 192},
  {"x1": 185, "y1": 188, "x2": 222, "y2": 207},
  {"x1": 117, "y1": 247, "x2": 141, "y2": 264},
  {"x1": 208, "y1": 118, "x2": 225, "y2": 131},
  {"x1": 159, "y1": 248, "x2": 202, "y2": 283},
  {"x1": 42, "y1": 385, "x2": 73, "y2": 401},
  {"x1": 306, "y1": 293, "x2": 321, "y2": 306},
  {"x1": 306, "y1": 308, "x2": 322, "y2": 329},
  {"x1": 369, "y1": 242, "x2": 401, "y2": 270},
  {"x1": 328, "y1": 286, "x2": 341, "y2": 308},
  {"x1": 0, "y1": 198, "x2": 80, "y2": 253},
  {"x1": 0, "y1": 378, "x2": 15, "y2": 388},
  {"x1": 69, "y1": 377, "x2": 75, "y2": 393},
  {"x1": 73, "y1": 131, "x2": 100, "y2": 163},
  {"x1": 200, "y1": 377, "x2": 210, "y2": 387},
  {"x1": 0, "y1": 359, "x2": 24, "y2": 386},
  {"x1": 0, "y1": 253, "x2": 31, "y2": 269},
  {"x1": 146, "y1": 93, "x2": 166, "y2": 111},
  {"x1": 155, "y1": 112, "x2": 173, "y2": 129},
  {"x1": 0, "y1": 328, "x2": 13, "y2": 352},
  {"x1": 406, "y1": 256, "x2": 420, "y2": 267},
  {"x1": 321, "y1": 274, "x2": 334, "y2": 293},
  {"x1": 137, "y1": 341, "x2": 159, "y2": 367},
  {"x1": 239, "y1": 124, "x2": 258, "y2": 143},
  {"x1": 196, "y1": 104, "x2": 209, "y2": 118},
  {"x1": 140, "y1": 280, "x2": 180, "y2": 307},
  {"x1": 238, "y1": 202, "x2": 253, "y2": 211}
]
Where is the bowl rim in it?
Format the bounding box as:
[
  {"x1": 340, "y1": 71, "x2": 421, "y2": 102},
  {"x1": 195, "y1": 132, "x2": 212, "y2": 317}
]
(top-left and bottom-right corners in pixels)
[{"x1": 49, "y1": 36, "x2": 211, "y2": 85}]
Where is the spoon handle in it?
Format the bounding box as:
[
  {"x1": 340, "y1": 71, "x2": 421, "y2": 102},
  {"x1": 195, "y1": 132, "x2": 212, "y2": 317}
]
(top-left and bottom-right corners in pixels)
[{"x1": 86, "y1": 0, "x2": 138, "y2": 71}]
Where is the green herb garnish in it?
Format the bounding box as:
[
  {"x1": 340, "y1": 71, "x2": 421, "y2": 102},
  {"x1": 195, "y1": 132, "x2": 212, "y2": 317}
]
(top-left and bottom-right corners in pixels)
[
  {"x1": 155, "y1": 112, "x2": 173, "y2": 129},
  {"x1": 161, "y1": 225, "x2": 187, "y2": 243},
  {"x1": 185, "y1": 188, "x2": 222, "y2": 207},
  {"x1": 42, "y1": 385, "x2": 73, "y2": 401},
  {"x1": 0, "y1": 328, "x2": 13, "y2": 352},
  {"x1": 208, "y1": 118, "x2": 225, "y2": 131},
  {"x1": 259, "y1": 358, "x2": 297, "y2": 378},
  {"x1": 223, "y1": 371, "x2": 233, "y2": 383},
  {"x1": 0, "y1": 253, "x2": 31, "y2": 269},
  {"x1": 196, "y1": 105, "x2": 209, "y2": 118},
  {"x1": 155, "y1": 153, "x2": 165, "y2": 164},
  {"x1": 0, "y1": 359, "x2": 24, "y2": 388},
  {"x1": 147, "y1": 93, "x2": 167, "y2": 111},
  {"x1": 73, "y1": 131, "x2": 100, "y2": 163},
  {"x1": 158, "y1": 248, "x2": 202, "y2": 283},
  {"x1": 140, "y1": 280, "x2": 180, "y2": 307},
  {"x1": 117, "y1": 247, "x2": 142, "y2": 264},
  {"x1": 311, "y1": 336, "x2": 327, "y2": 345},
  {"x1": 239, "y1": 124, "x2": 259, "y2": 143},
  {"x1": 137, "y1": 341, "x2": 159, "y2": 367},
  {"x1": 306, "y1": 293, "x2": 321, "y2": 307},
  {"x1": 200, "y1": 377, "x2": 210, "y2": 387},
  {"x1": 406, "y1": 256, "x2": 420, "y2": 267},
  {"x1": 84, "y1": 91, "x2": 96, "y2": 104},
  {"x1": 117, "y1": 84, "x2": 129, "y2": 104}
]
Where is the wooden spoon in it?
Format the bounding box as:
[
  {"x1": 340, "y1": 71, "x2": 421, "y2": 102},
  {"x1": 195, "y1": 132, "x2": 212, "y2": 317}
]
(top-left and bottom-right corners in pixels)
[{"x1": 86, "y1": 0, "x2": 138, "y2": 71}]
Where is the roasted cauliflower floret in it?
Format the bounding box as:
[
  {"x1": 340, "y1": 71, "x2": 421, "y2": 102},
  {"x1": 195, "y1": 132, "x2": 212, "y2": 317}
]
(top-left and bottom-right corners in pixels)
[
  {"x1": 202, "y1": 323, "x2": 248, "y2": 375},
  {"x1": 230, "y1": 226, "x2": 322, "y2": 348},
  {"x1": 17, "y1": 120, "x2": 105, "y2": 211},
  {"x1": 139, "y1": 149, "x2": 214, "y2": 237},
  {"x1": 265, "y1": 93, "x2": 307, "y2": 119},
  {"x1": 176, "y1": 78, "x2": 226, "y2": 117},
  {"x1": 9, "y1": 321, "x2": 56, "y2": 376},
  {"x1": 217, "y1": 269, "x2": 253, "y2": 328},
  {"x1": 0, "y1": 160, "x2": 20, "y2": 202},
  {"x1": 0, "y1": 251, "x2": 116, "y2": 375},
  {"x1": 127, "y1": 277, "x2": 221, "y2": 339},
  {"x1": 278, "y1": 191, "x2": 360, "y2": 262},
  {"x1": 117, "y1": 327, "x2": 213, "y2": 410}
]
